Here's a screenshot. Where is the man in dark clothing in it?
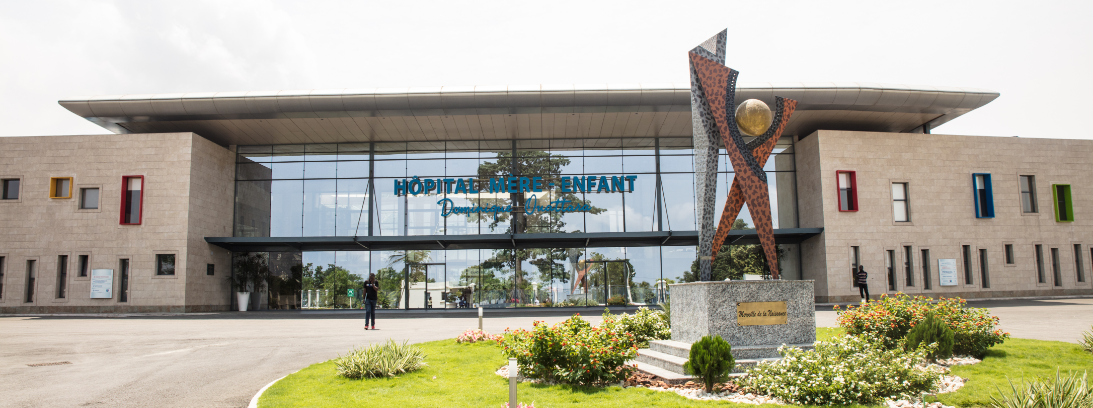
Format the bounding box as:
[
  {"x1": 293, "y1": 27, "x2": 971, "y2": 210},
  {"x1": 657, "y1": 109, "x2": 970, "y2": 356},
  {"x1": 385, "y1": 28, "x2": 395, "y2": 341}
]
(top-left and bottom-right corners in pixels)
[
  {"x1": 856, "y1": 265, "x2": 870, "y2": 303},
  {"x1": 364, "y1": 273, "x2": 379, "y2": 330}
]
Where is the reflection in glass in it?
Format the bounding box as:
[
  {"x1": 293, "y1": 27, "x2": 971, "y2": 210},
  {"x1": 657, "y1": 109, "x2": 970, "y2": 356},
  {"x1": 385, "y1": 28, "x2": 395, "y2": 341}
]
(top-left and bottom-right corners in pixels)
[
  {"x1": 625, "y1": 176, "x2": 658, "y2": 232},
  {"x1": 270, "y1": 180, "x2": 302, "y2": 237},
  {"x1": 336, "y1": 161, "x2": 369, "y2": 179},
  {"x1": 585, "y1": 192, "x2": 623, "y2": 233},
  {"x1": 335, "y1": 179, "x2": 369, "y2": 236},
  {"x1": 659, "y1": 155, "x2": 693, "y2": 173},
  {"x1": 623, "y1": 155, "x2": 657, "y2": 173},
  {"x1": 407, "y1": 159, "x2": 446, "y2": 177},
  {"x1": 304, "y1": 161, "x2": 337, "y2": 179},
  {"x1": 305, "y1": 144, "x2": 338, "y2": 161},
  {"x1": 584, "y1": 156, "x2": 622, "y2": 174},
  {"x1": 303, "y1": 179, "x2": 336, "y2": 236},
  {"x1": 660, "y1": 173, "x2": 696, "y2": 230},
  {"x1": 272, "y1": 162, "x2": 304, "y2": 180},
  {"x1": 374, "y1": 160, "x2": 405, "y2": 178}
]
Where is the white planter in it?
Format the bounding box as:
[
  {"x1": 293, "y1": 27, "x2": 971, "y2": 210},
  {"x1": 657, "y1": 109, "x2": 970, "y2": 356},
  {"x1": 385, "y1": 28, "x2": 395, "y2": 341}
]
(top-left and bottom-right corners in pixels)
[{"x1": 236, "y1": 292, "x2": 251, "y2": 312}]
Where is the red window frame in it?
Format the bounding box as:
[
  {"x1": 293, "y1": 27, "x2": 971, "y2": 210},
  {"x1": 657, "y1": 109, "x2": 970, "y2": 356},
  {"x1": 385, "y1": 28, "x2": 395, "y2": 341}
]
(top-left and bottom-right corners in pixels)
[
  {"x1": 120, "y1": 175, "x2": 144, "y2": 225},
  {"x1": 836, "y1": 170, "x2": 858, "y2": 212}
]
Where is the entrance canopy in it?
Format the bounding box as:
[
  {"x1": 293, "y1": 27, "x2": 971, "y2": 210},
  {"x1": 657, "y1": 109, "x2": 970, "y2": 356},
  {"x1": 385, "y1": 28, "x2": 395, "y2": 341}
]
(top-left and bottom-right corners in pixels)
[
  {"x1": 204, "y1": 228, "x2": 822, "y2": 253},
  {"x1": 60, "y1": 83, "x2": 997, "y2": 145}
]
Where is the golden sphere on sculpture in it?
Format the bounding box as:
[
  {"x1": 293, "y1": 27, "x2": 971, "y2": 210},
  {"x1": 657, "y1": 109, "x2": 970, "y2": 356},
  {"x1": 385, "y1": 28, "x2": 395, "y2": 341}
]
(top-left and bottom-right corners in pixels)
[{"x1": 734, "y1": 99, "x2": 773, "y2": 137}]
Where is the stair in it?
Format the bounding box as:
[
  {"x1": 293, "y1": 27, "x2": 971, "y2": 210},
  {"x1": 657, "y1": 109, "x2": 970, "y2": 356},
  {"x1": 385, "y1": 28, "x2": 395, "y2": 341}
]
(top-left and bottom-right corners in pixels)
[{"x1": 635, "y1": 340, "x2": 814, "y2": 376}]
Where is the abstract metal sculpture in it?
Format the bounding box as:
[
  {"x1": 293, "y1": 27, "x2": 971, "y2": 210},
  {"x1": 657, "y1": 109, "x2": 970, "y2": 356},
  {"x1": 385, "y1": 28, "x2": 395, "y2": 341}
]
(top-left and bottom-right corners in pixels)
[{"x1": 690, "y1": 30, "x2": 797, "y2": 281}]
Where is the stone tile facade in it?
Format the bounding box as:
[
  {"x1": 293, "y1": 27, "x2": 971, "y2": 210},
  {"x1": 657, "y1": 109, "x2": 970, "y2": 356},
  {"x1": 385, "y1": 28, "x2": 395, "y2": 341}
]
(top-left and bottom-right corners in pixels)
[
  {"x1": 0, "y1": 133, "x2": 235, "y2": 312},
  {"x1": 796, "y1": 130, "x2": 1093, "y2": 302}
]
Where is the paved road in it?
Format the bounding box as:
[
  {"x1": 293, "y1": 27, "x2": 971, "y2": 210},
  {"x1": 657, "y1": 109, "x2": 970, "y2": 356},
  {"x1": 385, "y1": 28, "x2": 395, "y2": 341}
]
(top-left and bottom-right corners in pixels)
[{"x1": 2, "y1": 298, "x2": 1090, "y2": 408}]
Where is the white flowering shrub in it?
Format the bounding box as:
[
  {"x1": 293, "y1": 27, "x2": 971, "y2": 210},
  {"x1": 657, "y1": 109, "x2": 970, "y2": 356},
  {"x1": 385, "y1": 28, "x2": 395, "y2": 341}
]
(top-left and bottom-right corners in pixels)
[
  {"x1": 456, "y1": 329, "x2": 500, "y2": 344},
  {"x1": 743, "y1": 334, "x2": 941, "y2": 405},
  {"x1": 601, "y1": 307, "x2": 671, "y2": 348}
]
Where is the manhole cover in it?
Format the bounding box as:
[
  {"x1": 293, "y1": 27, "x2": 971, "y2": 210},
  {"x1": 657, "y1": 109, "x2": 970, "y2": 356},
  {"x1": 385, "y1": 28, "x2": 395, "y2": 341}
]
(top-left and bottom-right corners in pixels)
[{"x1": 27, "y1": 361, "x2": 71, "y2": 367}]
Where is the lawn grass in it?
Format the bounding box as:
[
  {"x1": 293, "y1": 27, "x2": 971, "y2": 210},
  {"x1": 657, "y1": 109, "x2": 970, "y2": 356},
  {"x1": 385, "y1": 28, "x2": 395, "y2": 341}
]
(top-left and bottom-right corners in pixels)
[
  {"x1": 259, "y1": 327, "x2": 1092, "y2": 408},
  {"x1": 935, "y1": 338, "x2": 1093, "y2": 407}
]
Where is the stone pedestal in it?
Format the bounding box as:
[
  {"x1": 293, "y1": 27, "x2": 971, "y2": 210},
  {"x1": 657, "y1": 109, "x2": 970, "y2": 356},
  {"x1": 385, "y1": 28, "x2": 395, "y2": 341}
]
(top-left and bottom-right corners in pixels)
[
  {"x1": 670, "y1": 280, "x2": 815, "y2": 357},
  {"x1": 633, "y1": 280, "x2": 815, "y2": 377}
]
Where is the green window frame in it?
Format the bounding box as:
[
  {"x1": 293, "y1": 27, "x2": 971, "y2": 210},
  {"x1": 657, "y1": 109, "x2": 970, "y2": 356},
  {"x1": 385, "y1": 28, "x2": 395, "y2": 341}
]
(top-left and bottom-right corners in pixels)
[{"x1": 1052, "y1": 184, "x2": 1073, "y2": 222}]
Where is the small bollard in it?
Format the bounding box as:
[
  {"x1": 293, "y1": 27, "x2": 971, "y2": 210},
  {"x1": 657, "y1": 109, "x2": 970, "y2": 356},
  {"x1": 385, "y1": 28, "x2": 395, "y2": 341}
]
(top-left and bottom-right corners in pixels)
[
  {"x1": 478, "y1": 306, "x2": 483, "y2": 330},
  {"x1": 508, "y1": 358, "x2": 518, "y2": 408}
]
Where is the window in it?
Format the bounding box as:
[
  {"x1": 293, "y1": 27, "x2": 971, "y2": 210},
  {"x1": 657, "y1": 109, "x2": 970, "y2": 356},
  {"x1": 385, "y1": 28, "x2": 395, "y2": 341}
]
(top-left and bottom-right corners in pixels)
[
  {"x1": 1020, "y1": 175, "x2": 1037, "y2": 213},
  {"x1": 904, "y1": 246, "x2": 914, "y2": 287},
  {"x1": 1052, "y1": 184, "x2": 1073, "y2": 222},
  {"x1": 119, "y1": 259, "x2": 129, "y2": 303},
  {"x1": 1035, "y1": 245, "x2": 1045, "y2": 284},
  {"x1": 849, "y1": 246, "x2": 860, "y2": 284},
  {"x1": 921, "y1": 249, "x2": 931, "y2": 290},
  {"x1": 0, "y1": 256, "x2": 5, "y2": 299},
  {"x1": 892, "y1": 183, "x2": 910, "y2": 222},
  {"x1": 25, "y1": 260, "x2": 35, "y2": 303},
  {"x1": 1004, "y1": 244, "x2": 1015, "y2": 264},
  {"x1": 1, "y1": 179, "x2": 19, "y2": 200},
  {"x1": 979, "y1": 248, "x2": 990, "y2": 288},
  {"x1": 973, "y1": 174, "x2": 994, "y2": 218},
  {"x1": 207, "y1": 264, "x2": 215, "y2": 276},
  {"x1": 962, "y1": 245, "x2": 974, "y2": 285},
  {"x1": 80, "y1": 188, "x2": 99, "y2": 209},
  {"x1": 56, "y1": 255, "x2": 67, "y2": 299},
  {"x1": 156, "y1": 254, "x2": 176, "y2": 276},
  {"x1": 1075, "y1": 244, "x2": 1085, "y2": 283},
  {"x1": 49, "y1": 177, "x2": 72, "y2": 199},
  {"x1": 121, "y1": 176, "x2": 144, "y2": 225},
  {"x1": 78, "y1": 255, "x2": 89, "y2": 277},
  {"x1": 1051, "y1": 248, "x2": 1062, "y2": 287},
  {"x1": 837, "y1": 171, "x2": 858, "y2": 211},
  {"x1": 886, "y1": 250, "x2": 896, "y2": 291}
]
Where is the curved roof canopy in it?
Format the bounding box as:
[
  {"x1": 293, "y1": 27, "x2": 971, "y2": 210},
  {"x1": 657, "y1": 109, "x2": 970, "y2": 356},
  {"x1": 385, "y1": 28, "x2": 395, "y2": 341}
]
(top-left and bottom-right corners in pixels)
[{"x1": 60, "y1": 83, "x2": 998, "y2": 146}]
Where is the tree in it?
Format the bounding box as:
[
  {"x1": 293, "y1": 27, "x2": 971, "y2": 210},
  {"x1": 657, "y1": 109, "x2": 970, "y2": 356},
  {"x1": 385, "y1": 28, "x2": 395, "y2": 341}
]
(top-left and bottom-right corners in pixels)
[
  {"x1": 470, "y1": 150, "x2": 603, "y2": 303},
  {"x1": 683, "y1": 219, "x2": 785, "y2": 282}
]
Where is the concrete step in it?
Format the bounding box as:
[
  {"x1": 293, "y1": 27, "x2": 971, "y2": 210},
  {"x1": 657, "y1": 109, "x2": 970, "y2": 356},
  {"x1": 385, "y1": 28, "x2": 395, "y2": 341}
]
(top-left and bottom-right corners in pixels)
[
  {"x1": 627, "y1": 360, "x2": 694, "y2": 382},
  {"x1": 635, "y1": 348, "x2": 688, "y2": 374},
  {"x1": 649, "y1": 339, "x2": 692, "y2": 359}
]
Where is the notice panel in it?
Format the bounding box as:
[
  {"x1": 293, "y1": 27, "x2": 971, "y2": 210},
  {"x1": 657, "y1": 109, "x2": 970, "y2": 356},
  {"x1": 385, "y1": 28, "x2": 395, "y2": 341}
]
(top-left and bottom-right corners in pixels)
[
  {"x1": 90, "y1": 269, "x2": 114, "y2": 298},
  {"x1": 736, "y1": 301, "x2": 788, "y2": 326},
  {"x1": 938, "y1": 259, "x2": 959, "y2": 286}
]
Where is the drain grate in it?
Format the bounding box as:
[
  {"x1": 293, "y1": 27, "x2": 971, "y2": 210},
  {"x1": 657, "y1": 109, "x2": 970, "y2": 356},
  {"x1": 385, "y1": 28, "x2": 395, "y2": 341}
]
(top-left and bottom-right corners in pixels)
[{"x1": 27, "y1": 361, "x2": 71, "y2": 367}]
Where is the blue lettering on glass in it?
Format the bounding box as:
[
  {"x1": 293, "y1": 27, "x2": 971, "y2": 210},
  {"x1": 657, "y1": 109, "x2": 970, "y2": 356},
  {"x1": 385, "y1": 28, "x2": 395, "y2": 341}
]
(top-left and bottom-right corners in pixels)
[{"x1": 401, "y1": 175, "x2": 639, "y2": 217}]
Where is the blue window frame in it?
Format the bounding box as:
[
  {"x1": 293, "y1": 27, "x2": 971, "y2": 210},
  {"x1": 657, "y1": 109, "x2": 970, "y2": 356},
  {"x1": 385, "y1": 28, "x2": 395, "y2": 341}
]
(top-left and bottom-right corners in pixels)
[{"x1": 973, "y1": 173, "x2": 994, "y2": 218}]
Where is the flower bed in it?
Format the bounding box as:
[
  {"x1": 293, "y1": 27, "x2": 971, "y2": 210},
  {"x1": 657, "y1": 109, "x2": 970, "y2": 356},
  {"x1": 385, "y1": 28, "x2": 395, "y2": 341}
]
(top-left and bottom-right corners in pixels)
[
  {"x1": 743, "y1": 334, "x2": 942, "y2": 405},
  {"x1": 457, "y1": 329, "x2": 500, "y2": 344},
  {"x1": 498, "y1": 314, "x2": 637, "y2": 386},
  {"x1": 835, "y1": 294, "x2": 1009, "y2": 357}
]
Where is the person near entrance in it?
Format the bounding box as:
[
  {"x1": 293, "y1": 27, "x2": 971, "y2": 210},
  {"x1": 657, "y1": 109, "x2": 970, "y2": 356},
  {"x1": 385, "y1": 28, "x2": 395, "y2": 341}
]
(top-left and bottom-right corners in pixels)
[
  {"x1": 364, "y1": 273, "x2": 379, "y2": 330},
  {"x1": 856, "y1": 265, "x2": 870, "y2": 303}
]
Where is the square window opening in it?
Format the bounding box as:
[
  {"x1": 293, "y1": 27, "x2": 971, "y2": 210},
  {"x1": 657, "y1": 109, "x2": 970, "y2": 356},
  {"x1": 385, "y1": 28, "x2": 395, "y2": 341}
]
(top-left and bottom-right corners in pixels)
[
  {"x1": 50, "y1": 177, "x2": 72, "y2": 199},
  {"x1": 1, "y1": 179, "x2": 19, "y2": 200},
  {"x1": 156, "y1": 254, "x2": 176, "y2": 276},
  {"x1": 80, "y1": 188, "x2": 99, "y2": 209}
]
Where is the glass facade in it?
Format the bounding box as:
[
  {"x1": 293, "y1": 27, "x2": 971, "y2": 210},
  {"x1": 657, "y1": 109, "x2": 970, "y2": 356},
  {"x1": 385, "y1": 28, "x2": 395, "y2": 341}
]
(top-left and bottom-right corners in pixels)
[{"x1": 233, "y1": 136, "x2": 799, "y2": 309}]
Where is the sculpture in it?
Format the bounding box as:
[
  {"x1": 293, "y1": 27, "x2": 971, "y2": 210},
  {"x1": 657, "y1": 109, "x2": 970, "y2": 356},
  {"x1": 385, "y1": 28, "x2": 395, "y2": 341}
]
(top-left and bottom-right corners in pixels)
[{"x1": 690, "y1": 30, "x2": 797, "y2": 280}]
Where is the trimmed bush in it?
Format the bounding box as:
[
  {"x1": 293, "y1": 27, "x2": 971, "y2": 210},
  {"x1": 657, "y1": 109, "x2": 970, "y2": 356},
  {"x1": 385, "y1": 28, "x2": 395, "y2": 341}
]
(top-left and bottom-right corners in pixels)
[
  {"x1": 683, "y1": 335, "x2": 735, "y2": 393},
  {"x1": 835, "y1": 293, "x2": 1009, "y2": 357},
  {"x1": 335, "y1": 340, "x2": 426, "y2": 379},
  {"x1": 990, "y1": 370, "x2": 1093, "y2": 408},
  {"x1": 744, "y1": 334, "x2": 941, "y2": 405},
  {"x1": 498, "y1": 314, "x2": 637, "y2": 386},
  {"x1": 606, "y1": 295, "x2": 628, "y2": 306},
  {"x1": 601, "y1": 307, "x2": 671, "y2": 348},
  {"x1": 905, "y1": 312, "x2": 955, "y2": 361}
]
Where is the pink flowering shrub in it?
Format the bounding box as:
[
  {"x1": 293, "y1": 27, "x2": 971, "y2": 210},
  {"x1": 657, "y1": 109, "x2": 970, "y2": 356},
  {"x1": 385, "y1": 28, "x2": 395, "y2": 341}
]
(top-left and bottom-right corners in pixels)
[
  {"x1": 500, "y1": 403, "x2": 535, "y2": 408},
  {"x1": 499, "y1": 314, "x2": 637, "y2": 386},
  {"x1": 835, "y1": 293, "x2": 1009, "y2": 357},
  {"x1": 457, "y1": 329, "x2": 500, "y2": 344}
]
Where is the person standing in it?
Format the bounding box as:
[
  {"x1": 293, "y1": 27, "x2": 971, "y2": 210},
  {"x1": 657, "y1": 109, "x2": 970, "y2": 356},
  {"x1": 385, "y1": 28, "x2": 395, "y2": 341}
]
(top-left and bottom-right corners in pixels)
[
  {"x1": 856, "y1": 265, "x2": 870, "y2": 303},
  {"x1": 364, "y1": 273, "x2": 379, "y2": 330}
]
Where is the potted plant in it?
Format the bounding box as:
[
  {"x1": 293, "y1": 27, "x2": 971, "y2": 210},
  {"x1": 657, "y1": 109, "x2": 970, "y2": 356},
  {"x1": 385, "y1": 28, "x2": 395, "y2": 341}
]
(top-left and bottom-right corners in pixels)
[{"x1": 230, "y1": 252, "x2": 270, "y2": 312}]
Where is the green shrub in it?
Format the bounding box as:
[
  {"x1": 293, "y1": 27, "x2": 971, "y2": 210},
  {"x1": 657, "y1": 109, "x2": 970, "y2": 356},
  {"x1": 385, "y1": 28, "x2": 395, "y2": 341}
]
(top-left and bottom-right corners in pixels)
[
  {"x1": 744, "y1": 334, "x2": 941, "y2": 405},
  {"x1": 990, "y1": 370, "x2": 1093, "y2": 408},
  {"x1": 499, "y1": 314, "x2": 637, "y2": 386},
  {"x1": 335, "y1": 339, "x2": 426, "y2": 379},
  {"x1": 683, "y1": 335, "x2": 734, "y2": 393},
  {"x1": 601, "y1": 307, "x2": 671, "y2": 348},
  {"x1": 835, "y1": 293, "x2": 1009, "y2": 357},
  {"x1": 1079, "y1": 326, "x2": 1093, "y2": 354},
  {"x1": 659, "y1": 300, "x2": 671, "y2": 328},
  {"x1": 606, "y1": 295, "x2": 628, "y2": 306},
  {"x1": 905, "y1": 312, "x2": 955, "y2": 361}
]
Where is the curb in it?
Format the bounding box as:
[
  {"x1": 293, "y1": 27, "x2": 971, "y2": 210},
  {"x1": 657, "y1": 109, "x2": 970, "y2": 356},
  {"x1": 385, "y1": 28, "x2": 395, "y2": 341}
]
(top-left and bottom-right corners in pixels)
[{"x1": 249, "y1": 374, "x2": 289, "y2": 408}]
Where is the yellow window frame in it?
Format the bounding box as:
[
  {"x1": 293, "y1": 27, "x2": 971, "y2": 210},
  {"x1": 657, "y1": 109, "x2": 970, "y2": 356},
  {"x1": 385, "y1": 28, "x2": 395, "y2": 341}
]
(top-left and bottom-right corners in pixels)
[{"x1": 49, "y1": 177, "x2": 73, "y2": 199}]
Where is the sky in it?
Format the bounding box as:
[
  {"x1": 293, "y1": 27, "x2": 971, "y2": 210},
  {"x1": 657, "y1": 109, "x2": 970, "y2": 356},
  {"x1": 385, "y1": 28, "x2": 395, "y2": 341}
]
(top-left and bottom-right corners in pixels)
[{"x1": 1, "y1": 0, "x2": 1091, "y2": 138}]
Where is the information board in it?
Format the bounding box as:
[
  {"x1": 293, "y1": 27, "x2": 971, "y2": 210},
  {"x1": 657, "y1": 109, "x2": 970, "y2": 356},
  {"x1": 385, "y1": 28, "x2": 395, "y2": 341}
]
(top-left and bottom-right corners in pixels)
[
  {"x1": 90, "y1": 269, "x2": 114, "y2": 298},
  {"x1": 736, "y1": 301, "x2": 788, "y2": 326},
  {"x1": 938, "y1": 259, "x2": 958, "y2": 286}
]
